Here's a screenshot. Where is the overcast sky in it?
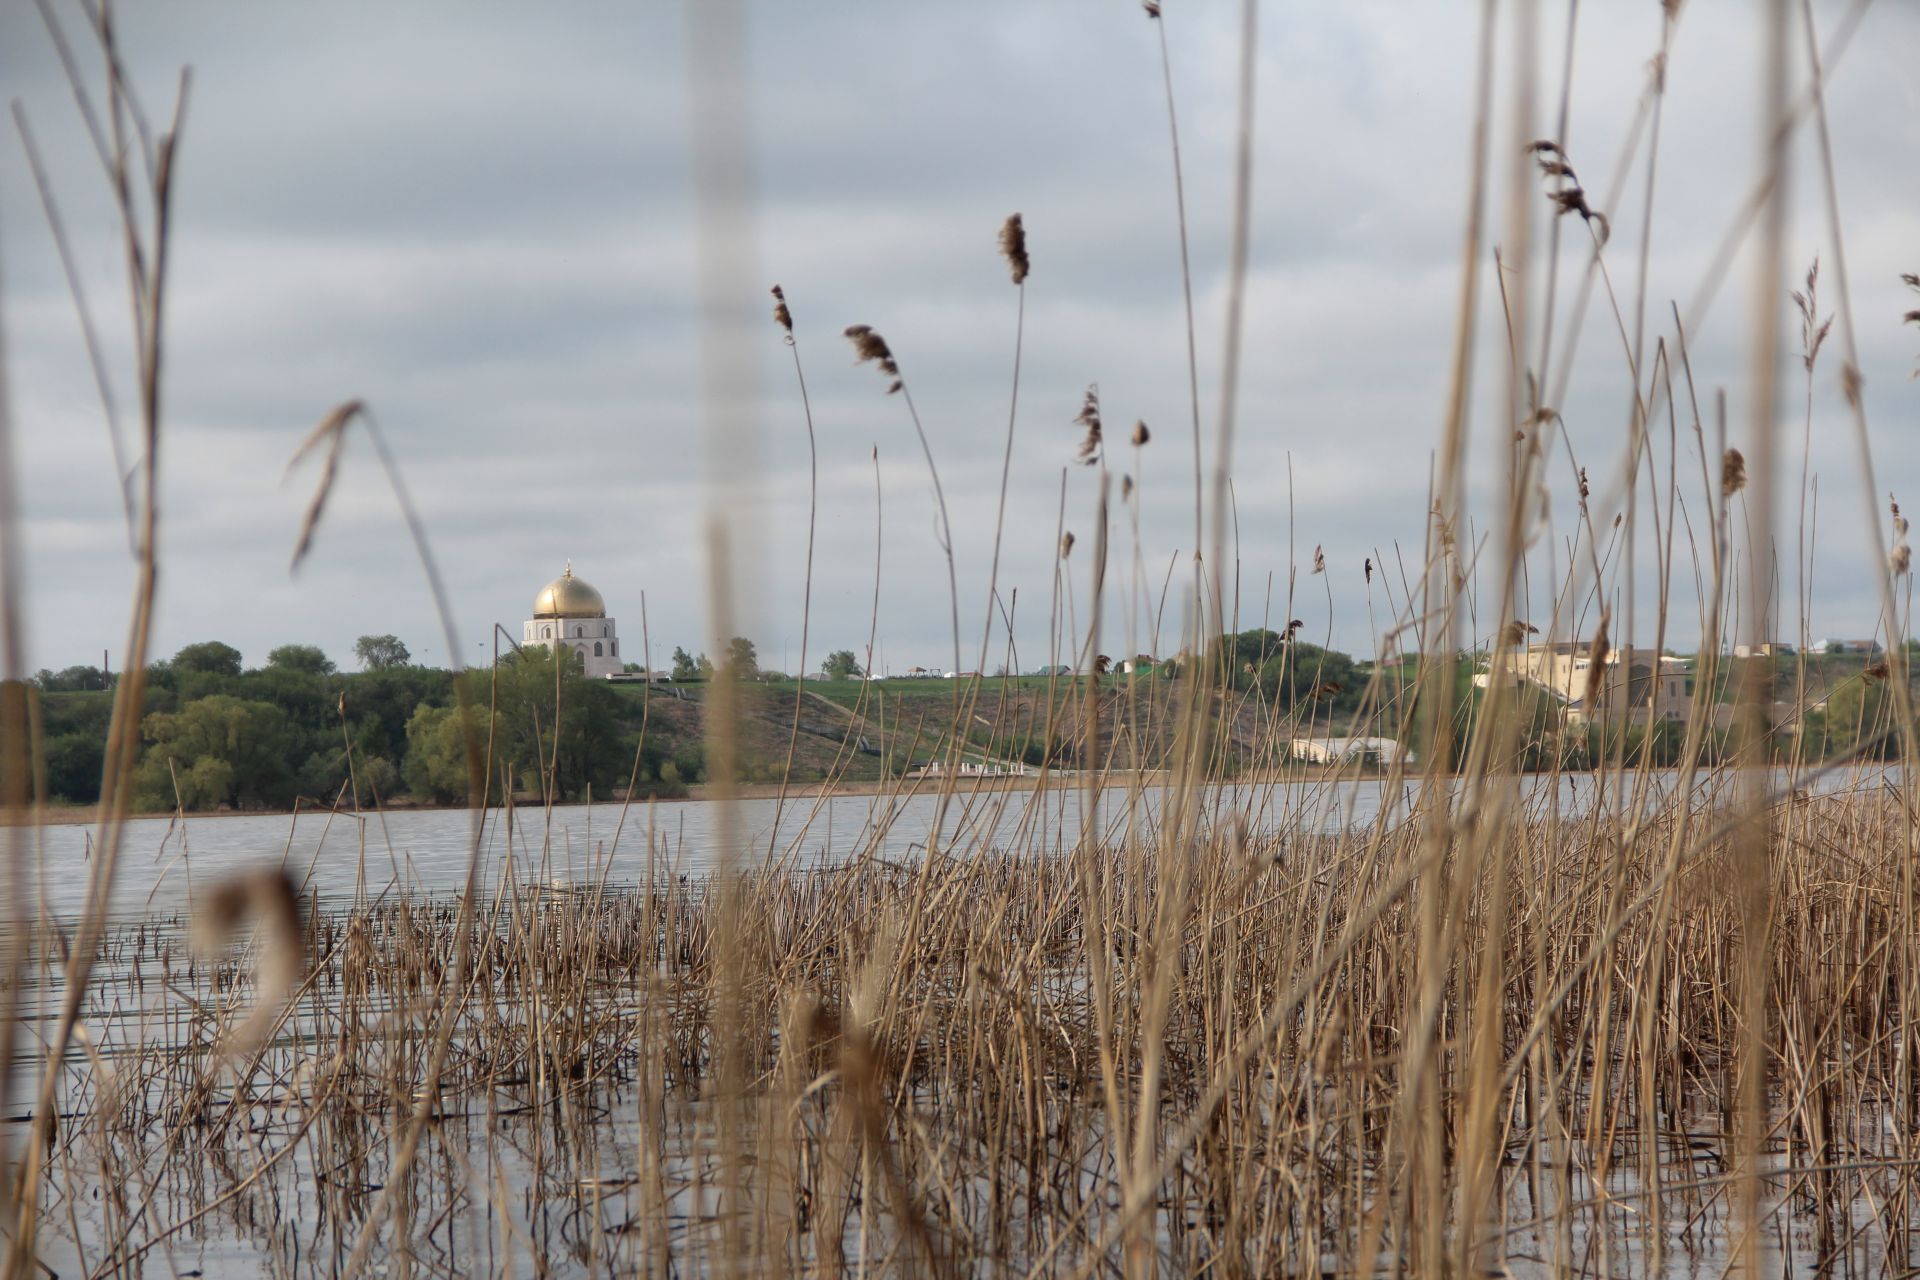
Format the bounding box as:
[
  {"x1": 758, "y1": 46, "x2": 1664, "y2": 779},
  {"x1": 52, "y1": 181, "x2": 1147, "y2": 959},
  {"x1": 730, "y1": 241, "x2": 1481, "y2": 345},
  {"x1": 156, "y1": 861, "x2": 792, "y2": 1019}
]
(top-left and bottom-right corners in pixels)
[{"x1": 3, "y1": 1, "x2": 1917, "y2": 677}]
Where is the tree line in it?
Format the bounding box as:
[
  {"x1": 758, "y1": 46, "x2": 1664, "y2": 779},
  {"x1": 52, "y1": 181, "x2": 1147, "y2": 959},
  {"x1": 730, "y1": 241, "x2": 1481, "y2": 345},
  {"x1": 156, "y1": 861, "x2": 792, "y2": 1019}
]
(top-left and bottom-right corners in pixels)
[
  {"x1": 27, "y1": 635, "x2": 701, "y2": 812},
  {"x1": 28, "y1": 627, "x2": 1898, "y2": 812}
]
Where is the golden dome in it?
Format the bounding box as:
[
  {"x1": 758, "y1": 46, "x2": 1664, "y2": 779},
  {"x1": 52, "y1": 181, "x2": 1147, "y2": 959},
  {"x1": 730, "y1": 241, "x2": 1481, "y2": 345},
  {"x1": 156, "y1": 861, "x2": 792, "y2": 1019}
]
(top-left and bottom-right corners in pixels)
[{"x1": 533, "y1": 564, "x2": 606, "y2": 619}]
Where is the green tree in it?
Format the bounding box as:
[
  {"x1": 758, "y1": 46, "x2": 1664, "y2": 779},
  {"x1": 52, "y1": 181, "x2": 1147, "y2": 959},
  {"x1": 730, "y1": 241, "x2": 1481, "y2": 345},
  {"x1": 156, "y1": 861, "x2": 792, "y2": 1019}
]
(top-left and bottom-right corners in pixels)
[
  {"x1": 171, "y1": 757, "x2": 236, "y2": 811},
  {"x1": 171, "y1": 641, "x2": 244, "y2": 678},
  {"x1": 723, "y1": 636, "x2": 759, "y2": 680},
  {"x1": 355, "y1": 634, "x2": 411, "y2": 670},
  {"x1": 42, "y1": 732, "x2": 105, "y2": 803},
  {"x1": 1818, "y1": 673, "x2": 1900, "y2": 758},
  {"x1": 671, "y1": 646, "x2": 699, "y2": 681},
  {"x1": 34, "y1": 665, "x2": 111, "y2": 692},
  {"x1": 822, "y1": 649, "x2": 864, "y2": 680},
  {"x1": 463, "y1": 644, "x2": 624, "y2": 801},
  {"x1": 403, "y1": 703, "x2": 487, "y2": 802},
  {"x1": 341, "y1": 665, "x2": 455, "y2": 763},
  {"x1": 267, "y1": 643, "x2": 336, "y2": 675},
  {"x1": 133, "y1": 694, "x2": 305, "y2": 810}
]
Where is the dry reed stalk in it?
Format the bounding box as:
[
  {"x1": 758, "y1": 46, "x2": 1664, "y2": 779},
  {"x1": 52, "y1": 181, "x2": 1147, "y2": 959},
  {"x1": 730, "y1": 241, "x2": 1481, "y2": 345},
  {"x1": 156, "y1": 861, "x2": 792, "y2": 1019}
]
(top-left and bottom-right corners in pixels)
[
  {"x1": 1142, "y1": 0, "x2": 1205, "y2": 602},
  {"x1": 764, "y1": 285, "x2": 819, "y2": 875},
  {"x1": 1727, "y1": 7, "x2": 1791, "y2": 1274},
  {"x1": 6, "y1": 30, "x2": 187, "y2": 1266}
]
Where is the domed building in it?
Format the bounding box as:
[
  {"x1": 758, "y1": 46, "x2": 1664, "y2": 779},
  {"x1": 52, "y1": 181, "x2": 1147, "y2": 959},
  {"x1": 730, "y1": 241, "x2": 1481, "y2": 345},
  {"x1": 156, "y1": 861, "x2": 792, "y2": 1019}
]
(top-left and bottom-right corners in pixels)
[{"x1": 523, "y1": 563, "x2": 623, "y2": 678}]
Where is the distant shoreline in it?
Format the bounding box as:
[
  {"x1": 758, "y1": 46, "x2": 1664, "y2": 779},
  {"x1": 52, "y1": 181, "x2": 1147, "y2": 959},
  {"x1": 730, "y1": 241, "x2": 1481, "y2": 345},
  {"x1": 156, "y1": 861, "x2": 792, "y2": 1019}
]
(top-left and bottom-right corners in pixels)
[{"x1": 11, "y1": 764, "x2": 1425, "y2": 827}]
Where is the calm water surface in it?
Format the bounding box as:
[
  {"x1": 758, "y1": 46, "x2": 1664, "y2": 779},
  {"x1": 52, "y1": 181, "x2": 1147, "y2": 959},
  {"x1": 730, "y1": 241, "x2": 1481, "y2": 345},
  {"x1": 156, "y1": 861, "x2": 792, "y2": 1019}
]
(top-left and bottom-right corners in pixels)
[{"x1": 21, "y1": 764, "x2": 1897, "y2": 920}]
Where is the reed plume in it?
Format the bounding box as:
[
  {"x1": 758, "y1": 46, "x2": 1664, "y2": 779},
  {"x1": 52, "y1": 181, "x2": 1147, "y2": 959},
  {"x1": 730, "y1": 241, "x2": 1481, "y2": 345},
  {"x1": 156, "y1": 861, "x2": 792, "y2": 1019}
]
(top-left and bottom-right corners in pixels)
[
  {"x1": 1583, "y1": 610, "x2": 1611, "y2": 709},
  {"x1": 1074, "y1": 385, "x2": 1103, "y2": 465},
  {"x1": 844, "y1": 325, "x2": 902, "y2": 394},
  {"x1": 997, "y1": 213, "x2": 1028, "y2": 285}
]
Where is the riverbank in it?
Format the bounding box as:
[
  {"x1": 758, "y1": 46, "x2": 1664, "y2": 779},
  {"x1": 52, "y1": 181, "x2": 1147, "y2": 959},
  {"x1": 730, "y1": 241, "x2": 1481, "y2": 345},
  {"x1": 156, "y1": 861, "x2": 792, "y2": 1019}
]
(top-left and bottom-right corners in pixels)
[{"x1": 13, "y1": 763, "x2": 1433, "y2": 826}]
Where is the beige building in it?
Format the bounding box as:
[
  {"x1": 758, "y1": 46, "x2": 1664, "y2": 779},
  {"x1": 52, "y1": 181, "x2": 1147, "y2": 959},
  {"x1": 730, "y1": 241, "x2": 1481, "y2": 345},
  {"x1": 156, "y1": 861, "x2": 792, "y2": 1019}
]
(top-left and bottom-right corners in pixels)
[{"x1": 1484, "y1": 640, "x2": 1692, "y2": 727}]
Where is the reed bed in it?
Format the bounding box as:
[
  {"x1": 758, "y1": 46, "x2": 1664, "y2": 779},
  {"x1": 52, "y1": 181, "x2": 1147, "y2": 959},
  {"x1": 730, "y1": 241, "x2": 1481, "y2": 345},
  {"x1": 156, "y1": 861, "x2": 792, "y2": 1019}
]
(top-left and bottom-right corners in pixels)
[{"x1": 11, "y1": 776, "x2": 1913, "y2": 1276}]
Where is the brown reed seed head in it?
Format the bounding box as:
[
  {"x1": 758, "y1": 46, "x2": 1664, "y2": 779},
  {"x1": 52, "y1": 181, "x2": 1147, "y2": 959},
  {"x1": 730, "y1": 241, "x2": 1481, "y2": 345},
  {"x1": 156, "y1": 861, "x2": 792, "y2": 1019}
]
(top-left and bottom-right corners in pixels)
[
  {"x1": 844, "y1": 324, "x2": 902, "y2": 393},
  {"x1": 1130, "y1": 420, "x2": 1150, "y2": 447},
  {"x1": 1906, "y1": 273, "x2": 1920, "y2": 376},
  {"x1": 771, "y1": 284, "x2": 792, "y2": 334},
  {"x1": 998, "y1": 214, "x2": 1029, "y2": 285},
  {"x1": 192, "y1": 869, "x2": 307, "y2": 1056},
  {"x1": 1791, "y1": 259, "x2": 1832, "y2": 370},
  {"x1": 1578, "y1": 466, "x2": 1590, "y2": 502},
  {"x1": 1142, "y1": 0, "x2": 1161, "y2": 17},
  {"x1": 1094, "y1": 654, "x2": 1112, "y2": 675},
  {"x1": 1865, "y1": 660, "x2": 1891, "y2": 682},
  {"x1": 1722, "y1": 447, "x2": 1747, "y2": 496},
  {"x1": 1892, "y1": 543, "x2": 1912, "y2": 576},
  {"x1": 1583, "y1": 613, "x2": 1611, "y2": 709},
  {"x1": 1536, "y1": 147, "x2": 1610, "y2": 245},
  {"x1": 1842, "y1": 361, "x2": 1864, "y2": 406},
  {"x1": 1503, "y1": 620, "x2": 1539, "y2": 646},
  {"x1": 1364, "y1": 557, "x2": 1373, "y2": 583},
  {"x1": 1312, "y1": 545, "x2": 1325, "y2": 575},
  {"x1": 1074, "y1": 386, "x2": 1103, "y2": 465},
  {"x1": 1060, "y1": 530, "x2": 1075, "y2": 559}
]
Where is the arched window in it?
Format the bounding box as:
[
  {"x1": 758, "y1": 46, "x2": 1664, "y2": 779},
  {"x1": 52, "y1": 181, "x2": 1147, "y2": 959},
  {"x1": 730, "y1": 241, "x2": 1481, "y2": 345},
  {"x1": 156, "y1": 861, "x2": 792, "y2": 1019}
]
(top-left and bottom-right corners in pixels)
[
  {"x1": 574, "y1": 626, "x2": 583, "y2": 638},
  {"x1": 543, "y1": 626, "x2": 553, "y2": 640},
  {"x1": 594, "y1": 642, "x2": 603, "y2": 657},
  {"x1": 611, "y1": 640, "x2": 618, "y2": 656}
]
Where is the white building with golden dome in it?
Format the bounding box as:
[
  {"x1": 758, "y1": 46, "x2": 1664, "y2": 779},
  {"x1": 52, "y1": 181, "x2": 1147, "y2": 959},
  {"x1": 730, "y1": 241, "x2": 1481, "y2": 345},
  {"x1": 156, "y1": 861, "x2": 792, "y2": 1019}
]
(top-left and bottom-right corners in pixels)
[{"x1": 523, "y1": 564, "x2": 624, "y2": 678}]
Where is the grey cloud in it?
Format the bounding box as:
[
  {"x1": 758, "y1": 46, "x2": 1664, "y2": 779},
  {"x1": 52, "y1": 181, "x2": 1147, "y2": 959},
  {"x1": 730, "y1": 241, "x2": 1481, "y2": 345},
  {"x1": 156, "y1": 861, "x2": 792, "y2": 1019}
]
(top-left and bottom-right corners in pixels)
[{"x1": 3, "y1": 0, "x2": 1918, "y2": 677}]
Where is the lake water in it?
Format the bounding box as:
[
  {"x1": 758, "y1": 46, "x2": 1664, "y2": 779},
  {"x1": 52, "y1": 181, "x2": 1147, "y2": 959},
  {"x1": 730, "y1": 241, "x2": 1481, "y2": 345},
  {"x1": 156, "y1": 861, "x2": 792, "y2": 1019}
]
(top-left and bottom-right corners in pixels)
[
  {"x1": 15, "y1": 763, "x2": 1900, "y2": 920},
  {"x1": 17, "y1": 762, "x2": 1912, "y2": 1278}
]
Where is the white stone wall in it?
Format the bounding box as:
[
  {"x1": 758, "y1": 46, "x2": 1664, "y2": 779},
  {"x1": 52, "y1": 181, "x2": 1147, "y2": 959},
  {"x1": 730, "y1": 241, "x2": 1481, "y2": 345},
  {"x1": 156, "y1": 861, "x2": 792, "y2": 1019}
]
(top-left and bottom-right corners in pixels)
[{"x1": 522, "y1": 615, "x2": 622, "y2": 677}]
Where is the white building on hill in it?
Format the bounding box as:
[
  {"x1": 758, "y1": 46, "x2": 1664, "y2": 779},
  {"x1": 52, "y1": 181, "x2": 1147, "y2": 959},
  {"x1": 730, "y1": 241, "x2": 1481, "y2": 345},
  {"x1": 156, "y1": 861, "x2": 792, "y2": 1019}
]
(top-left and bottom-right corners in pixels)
[{"x1": 523, "y1": 563, "x2": 624, "y2": 678}]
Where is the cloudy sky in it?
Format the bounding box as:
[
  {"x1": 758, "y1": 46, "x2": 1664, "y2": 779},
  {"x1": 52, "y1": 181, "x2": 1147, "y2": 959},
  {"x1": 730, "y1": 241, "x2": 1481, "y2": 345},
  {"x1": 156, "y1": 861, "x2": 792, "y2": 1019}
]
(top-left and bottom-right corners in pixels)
[{"x1": 3, "y1": 1, "x2": 1917, "y2": 678}]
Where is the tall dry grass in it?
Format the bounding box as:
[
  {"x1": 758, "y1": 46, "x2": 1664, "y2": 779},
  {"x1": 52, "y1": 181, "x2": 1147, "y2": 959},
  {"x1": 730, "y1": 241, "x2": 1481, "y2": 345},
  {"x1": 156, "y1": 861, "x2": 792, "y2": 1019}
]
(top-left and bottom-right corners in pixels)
[{"x1": 3, "y1": 1, "x2": 1919, "y2": 1276}]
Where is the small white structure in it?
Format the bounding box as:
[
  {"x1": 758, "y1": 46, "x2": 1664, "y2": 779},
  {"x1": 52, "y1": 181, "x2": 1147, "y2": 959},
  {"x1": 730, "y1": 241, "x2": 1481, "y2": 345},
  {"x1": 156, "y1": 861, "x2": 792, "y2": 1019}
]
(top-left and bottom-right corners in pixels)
[
  {"x1": 1290, "y1": 736, "x2": 1405, "y2": 766},
  {"x1": 911, "y1": 759, "x2": 1033, "y2": 778},
  {"x1": 606, "y1": 669, "x2": 670, "y2": 684},
  {"x1": 523, "y1": 563, "x2": 624, "y2": 678}
]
